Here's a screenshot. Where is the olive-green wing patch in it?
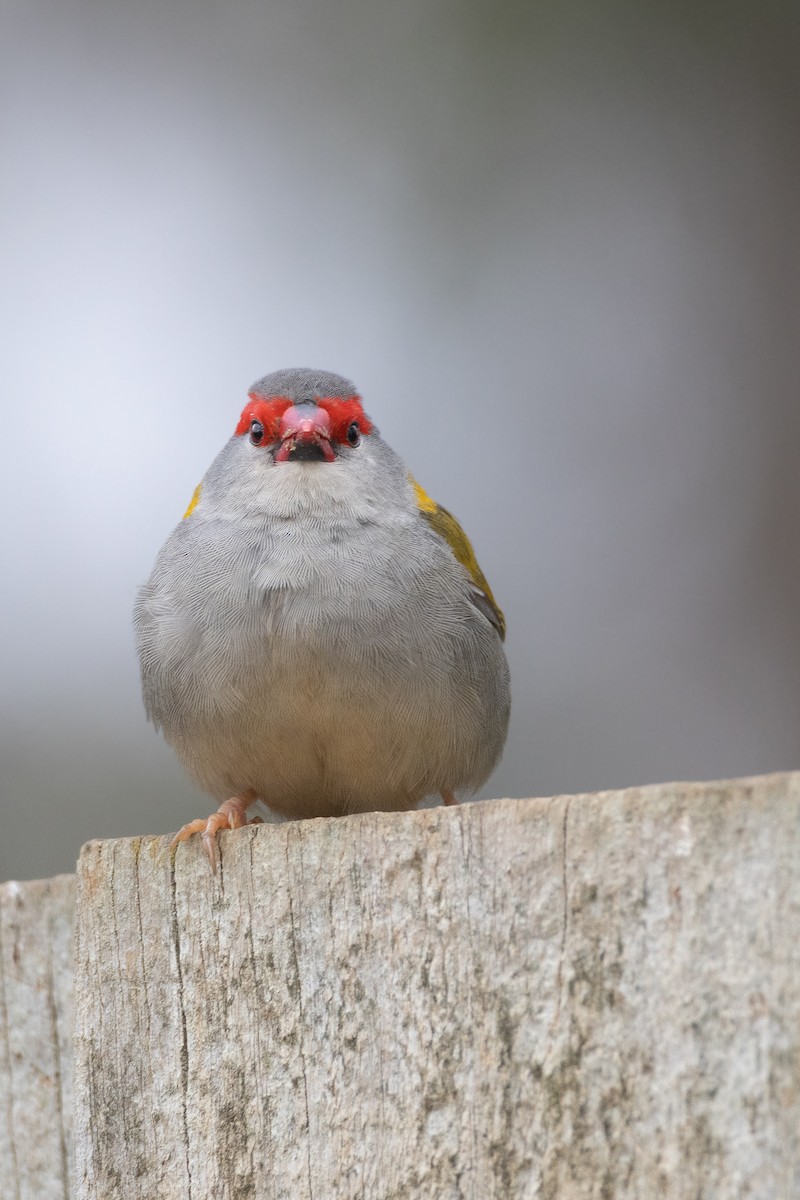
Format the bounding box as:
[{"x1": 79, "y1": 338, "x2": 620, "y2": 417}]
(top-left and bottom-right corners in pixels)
[{"x1": 410, "y1": 477, "x2": 506, "y2": 640}]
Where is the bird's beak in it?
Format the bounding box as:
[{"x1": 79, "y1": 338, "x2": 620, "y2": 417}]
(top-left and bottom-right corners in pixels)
[{"x1": 274, "y1": 404, "x2": 336, "y2": 463}]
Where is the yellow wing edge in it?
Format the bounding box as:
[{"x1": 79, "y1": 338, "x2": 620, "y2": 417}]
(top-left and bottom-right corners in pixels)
[{"x1": 183, "y1": 483, "x2": 202, "y2": 519}]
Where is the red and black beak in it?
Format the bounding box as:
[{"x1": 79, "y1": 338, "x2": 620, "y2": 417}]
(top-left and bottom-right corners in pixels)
[{"x1": 274, "y1": 403, "x2": 336, "y2": 463}]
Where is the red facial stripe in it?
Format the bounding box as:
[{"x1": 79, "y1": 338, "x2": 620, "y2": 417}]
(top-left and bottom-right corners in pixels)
[
  {"x1": 316, "y1": 396, "x2": 374, "y2": 443},
  {"x1": 235, "y1": 395, "x2": 292, "y2": 438},
  {"x1": 235, "y1": 393, "x2": 373, "y2": 443}
]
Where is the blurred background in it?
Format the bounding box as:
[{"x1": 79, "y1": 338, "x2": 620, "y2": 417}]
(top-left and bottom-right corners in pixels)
[{"x1": 1, "y1": 0, "x2": 798, "y2": 880}]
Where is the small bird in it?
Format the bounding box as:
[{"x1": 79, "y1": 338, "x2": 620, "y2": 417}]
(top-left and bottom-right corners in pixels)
[{"x1": 134, "y1": 368, "x2": 510, "y2": 868}]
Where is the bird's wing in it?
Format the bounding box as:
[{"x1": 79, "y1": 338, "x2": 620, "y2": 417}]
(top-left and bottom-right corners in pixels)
[{"x1": 409, "y1": 476, "x2": 506, "y2": 641}]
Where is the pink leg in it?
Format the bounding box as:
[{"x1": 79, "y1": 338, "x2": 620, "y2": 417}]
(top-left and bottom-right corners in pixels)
[
  {"x1": 441, "y1": 789, "x2": 459, "y2": 807},
  {"x1": 171, "y1": 789, "x2": 260, "y2": 872}
]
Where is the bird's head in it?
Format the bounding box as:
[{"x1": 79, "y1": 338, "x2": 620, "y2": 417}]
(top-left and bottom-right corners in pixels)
[
  {"x1": 235, "y1": 369, "x2": 374, "y2": 465},
  {"x1": 190, "y1": 369, "x2": 408, "y2": 524}
]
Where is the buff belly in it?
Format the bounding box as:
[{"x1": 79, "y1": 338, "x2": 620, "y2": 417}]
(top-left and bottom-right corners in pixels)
[{"x1": 151, "y1": 606, "x2": 508, "y2": 819}]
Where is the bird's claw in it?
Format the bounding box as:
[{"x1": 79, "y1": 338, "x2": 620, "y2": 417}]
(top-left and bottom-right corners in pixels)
[{"x1": 171, "y1": 791, "x2": 259, "y2": 872}]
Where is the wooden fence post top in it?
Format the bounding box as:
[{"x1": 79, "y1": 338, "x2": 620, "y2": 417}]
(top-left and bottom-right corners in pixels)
[
  {"x1": 69, "y1": 772, "x2": 800, "y2": 1199},
  {"x1": 0, "y1": 873, "x2": 75, "y2": 1200}
]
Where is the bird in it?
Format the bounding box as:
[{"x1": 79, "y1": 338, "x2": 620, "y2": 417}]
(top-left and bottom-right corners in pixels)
[{"x1": 134, "y1": 368, "x2": 510, "y2": 869}]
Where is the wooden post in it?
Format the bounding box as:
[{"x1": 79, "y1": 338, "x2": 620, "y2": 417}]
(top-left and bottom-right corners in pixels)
[
  {"x1": 71, "y1": 772, "x2": 800, "y2": 1199},
  {"x1": 0, "y1": 874, "x2": 75, "y2": 1200}
]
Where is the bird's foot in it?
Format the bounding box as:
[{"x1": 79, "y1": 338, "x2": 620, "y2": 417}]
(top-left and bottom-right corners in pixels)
[
  {"x1": 441, "y1": 789, "x2": 459, "y2": 806},
  {"x1": 171, "y1": 789, "x2": 261, "y2": 872}
]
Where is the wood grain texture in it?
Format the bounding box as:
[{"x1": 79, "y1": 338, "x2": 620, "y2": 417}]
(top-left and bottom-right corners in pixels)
[
  {"x1": 73, "y1": 773, "x2": 800, "y2": 1199},
  {"x1": 0, "y1": 874, "x2": 75, "y2": 1200}
]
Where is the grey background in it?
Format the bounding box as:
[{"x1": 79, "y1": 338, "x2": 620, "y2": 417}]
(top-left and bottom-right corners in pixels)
[{"x1": 2, "y1": 0, "x2": 798, "y2": 881}]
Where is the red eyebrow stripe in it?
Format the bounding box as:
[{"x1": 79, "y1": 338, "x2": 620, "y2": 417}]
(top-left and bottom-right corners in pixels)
[
  {"x1": 235, "y1": 395, "x2": 291, "y2": 437},
  {"x1": 316, "y1": 396, "x2": 374, "y2": 441},
  {"x1": 234, "y1": 393, "x2": 373, "y2": 440}
]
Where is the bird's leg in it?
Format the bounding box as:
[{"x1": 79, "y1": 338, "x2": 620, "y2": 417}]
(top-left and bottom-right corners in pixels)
[
  {"x1": 441, "y1": 789, "x2": 459, "y2": 806},
  {"x1": 171, "y1": 788, "x2": 260, "y2": 872}
]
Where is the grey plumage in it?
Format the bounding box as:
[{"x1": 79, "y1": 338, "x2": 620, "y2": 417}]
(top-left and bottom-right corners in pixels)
[{"x1": 134, "y1": 369, "x2": 510, "y2": 820}]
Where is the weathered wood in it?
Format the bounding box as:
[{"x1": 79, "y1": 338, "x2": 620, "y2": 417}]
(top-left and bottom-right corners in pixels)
[
  {"x1": 0, "y1": 874, "x2": 75, "y2": 1200},
  {"x1": 73, "y1": 773, "x2": 800, "y2": 1199}
]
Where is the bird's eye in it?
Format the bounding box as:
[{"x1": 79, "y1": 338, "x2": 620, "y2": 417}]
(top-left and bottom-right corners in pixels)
[
  {"x1": 346, "y1": 421, "x2": 361, "y2": 447},
  {"x1": 250, "y1": 420, "x2": 265, "y2": 446}
]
